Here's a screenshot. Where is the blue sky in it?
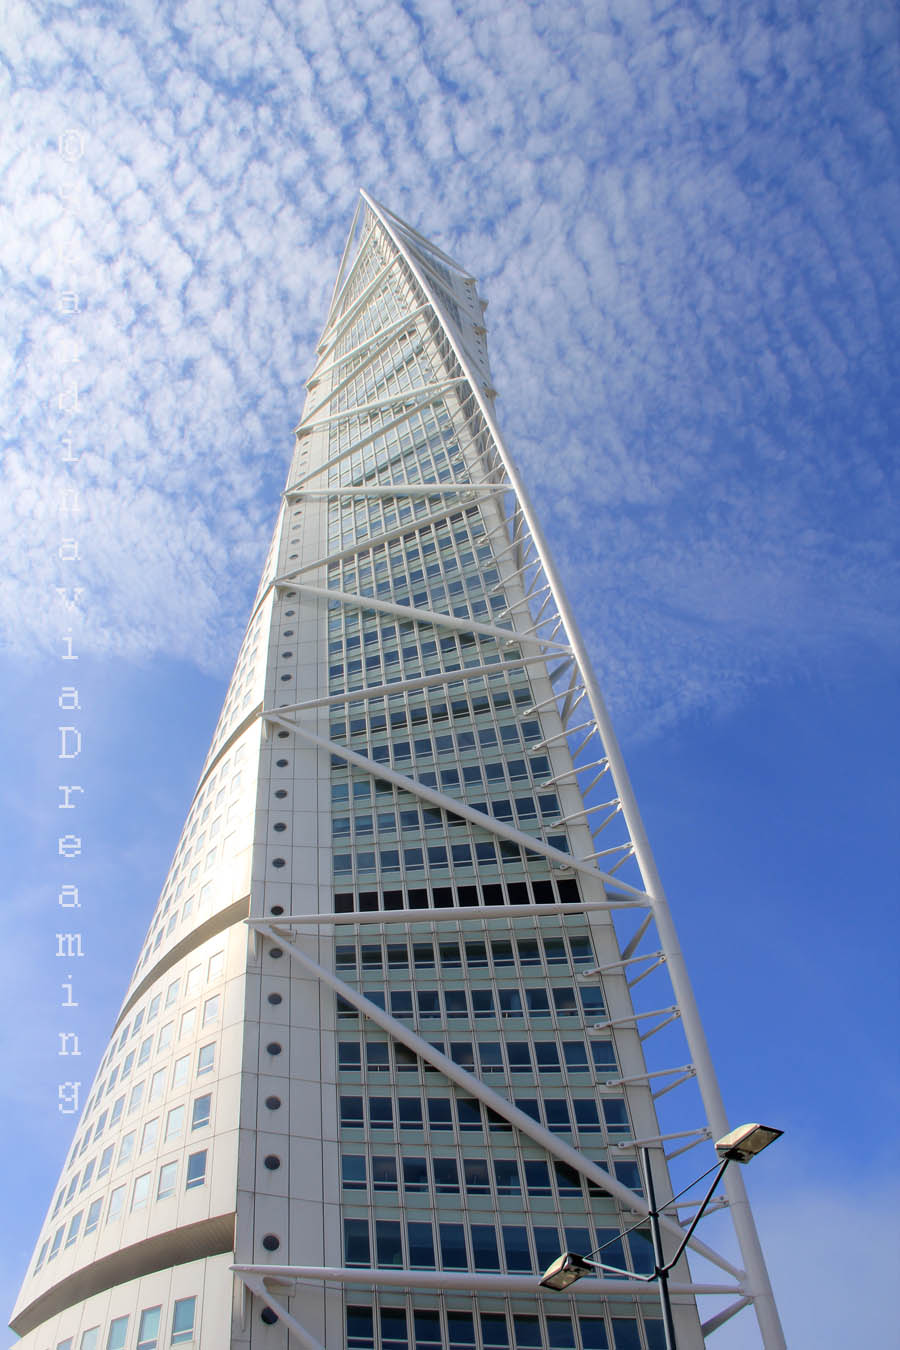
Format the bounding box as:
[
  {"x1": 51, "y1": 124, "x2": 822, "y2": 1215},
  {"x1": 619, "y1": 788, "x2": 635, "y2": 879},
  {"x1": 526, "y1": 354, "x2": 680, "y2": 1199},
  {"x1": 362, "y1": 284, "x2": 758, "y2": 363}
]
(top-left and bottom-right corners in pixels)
[{"x1": 2, "y1": 0, "x2": 898, "y2": 1344}]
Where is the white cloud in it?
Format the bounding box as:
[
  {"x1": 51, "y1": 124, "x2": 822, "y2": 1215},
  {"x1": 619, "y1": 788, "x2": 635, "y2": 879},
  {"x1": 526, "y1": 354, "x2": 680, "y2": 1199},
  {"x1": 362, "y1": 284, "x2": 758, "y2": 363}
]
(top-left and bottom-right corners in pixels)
[{"x1": 0, "y1": 0, "x2": 895, "y2": 744}]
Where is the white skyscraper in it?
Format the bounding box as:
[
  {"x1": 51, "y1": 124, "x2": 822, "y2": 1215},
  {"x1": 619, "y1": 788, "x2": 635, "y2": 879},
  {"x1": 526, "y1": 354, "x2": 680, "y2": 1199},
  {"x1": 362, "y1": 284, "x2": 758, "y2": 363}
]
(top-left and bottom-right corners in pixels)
[{"x1": 10, "y1": 193, "x2": 783, "y2": 1350}]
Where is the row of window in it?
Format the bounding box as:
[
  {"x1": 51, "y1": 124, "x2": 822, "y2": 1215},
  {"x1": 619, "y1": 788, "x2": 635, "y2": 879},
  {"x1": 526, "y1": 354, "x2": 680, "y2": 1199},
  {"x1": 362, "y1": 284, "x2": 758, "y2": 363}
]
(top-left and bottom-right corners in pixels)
[
  {"x1": 53, "y1": 1095, "x2": 212, "y2": 1220},
  {"x1": 343, "y1": 1216, "x2": 653, "y2": 1276},
  {"x1": 327, "y1": 622, "x2": 506, "y2": 669},
  {"x1": 36, "y1": 1153, "x2": 207, "y2": 1272},
  {"x1": 337, "y1": 980, "x2": 604, "y2": 1022},
  {"x1": 53, "y1": 1296, "x2": 196, "y2": 1350},
  {"x1": 336, "y1": 1035, "x2": 617, "y2": 1079},
  {"x1": 331, "y1": 835, "x2": 568, "y2": 880},
  {"x1": 331, "y1": 872, "x2": 579, "y2": 913},
  {"x1": 332, "y1": 785, "x2": 558, "y2": 835},
  {"x1": 331, "y1": 795, "x2": 560, "y2": 853},
  {"x1": 346, "y1": 1303, "x2": 662, "y2": 1350},
  {"x1": 333, "y1": 930, "x2": 594, "y2": 973},
  {"x1": 65, "y1": 1040, "x2": 217, "y2": 1179},
  {"x1": 339, "y1": 1093, "x2": 630, "y2": 1138},
  {"x1": 340, "y1": 1152, "x2": 641, "y2": 1201}
]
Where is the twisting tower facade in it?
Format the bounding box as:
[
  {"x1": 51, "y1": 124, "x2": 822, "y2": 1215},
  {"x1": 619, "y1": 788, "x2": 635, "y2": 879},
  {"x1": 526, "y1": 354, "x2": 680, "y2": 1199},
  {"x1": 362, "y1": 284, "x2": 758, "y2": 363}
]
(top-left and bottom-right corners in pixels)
[{"x1": 11, "y1": 194, "x2": 783, "y2": 1350}]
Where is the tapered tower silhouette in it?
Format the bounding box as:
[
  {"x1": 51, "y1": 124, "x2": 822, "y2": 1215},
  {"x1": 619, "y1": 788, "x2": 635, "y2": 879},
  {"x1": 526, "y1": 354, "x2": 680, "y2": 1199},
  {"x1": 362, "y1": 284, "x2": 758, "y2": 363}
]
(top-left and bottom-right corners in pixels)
[{"x1": 11, "y1": 194, "x2": 783, "y2": 1350}]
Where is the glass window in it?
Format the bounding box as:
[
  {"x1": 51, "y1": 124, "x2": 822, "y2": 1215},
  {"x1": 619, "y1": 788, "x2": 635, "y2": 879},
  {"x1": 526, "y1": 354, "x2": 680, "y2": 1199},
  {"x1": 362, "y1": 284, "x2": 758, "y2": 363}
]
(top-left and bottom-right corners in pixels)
[
  {"x1": 433, "y1": 1157, "x2": 458, "y2": 1192},
  {"x1": 507, "y1": 1043, "x2": 532, "y2": 1070},
  {"x1": 579, "y1": 1319, "x2": 609, "y2": 1349},
  {"x1": 533, "y1": 1227, "x2": 564, "y2": 1271},
  {"x1": 166, "y1": 1105, "x2": 185, "y2": 1140},
  {"x1": 370, "y1": 1096, "x2": 393, "y2": 1128},
  {"x1": 136, "y1": 1306, "x2": 161, "y2": 1350},
  {"x1": 64, "y1": 1210, "x2": 82, "y2": 1246},
  {"x1": 202, "y1": 995, "x2": 220, "y2": 1026},
  {"x1": 375, "y1": 1219, "x2": 403, "y2": 1265},
  {"x1": 191, "y1": 1094, "x2": 212, "y2": 1130},
  {"x1": 107, "y1": 1185, "x2": 125, "y2": 1221},
  {"x1": 339, "y1": 1042, "x2": 362, "y2": 1071},
  {"x1": 172, "y1": 1055, "x2": 189, "y2": 1087},
  {"x1": 643, "y1": 1321, "x2": 666, "y2": 1350},
  {"x1": 456, "y1": 1098, "x2": 481, "y2": 1131},
  {"x1": 573, "y1": 1100, "x2": 601, "y2": 1132},
  {"x1": 602, "y1": 1099, "x2": 630, "y2": 1133},
  {"x1": 591, "y1": 1041, "x2": 617, "y2": 1073},
  {"x1": 439, "y1": 1222, "x2": 467, "y2": 1269},
  {"x1": 502, "y1": 1224, "x2": 531, "y2": 1271},
  {"x1": 84, "y1": 1198, "x2": 102, "y2": 1233},
  {"x1": 347, "y1": 1306, "x2": 374, "y2": 1349},
  {"x1": 106, "y1": 1317, "x2": 129, "y2": 1350},
  {"x1": 342, "y1": 1155, "x2": 366, "y2": 1190},
  {"x1": 447, "y1": 1311, "x2": 476, "y2": 1346},
  {"x1": 595, "y1": 1228, "x2": 626, "y2": 1270},
  {"x1": 524, "y1": 1161, "x2": 552, "y2": 1195},
  {"x1": 481, "y1": 1313, "x2": 510, "y2": 1347},
  {"x1": 545, "y1": 1099, "x2": 571, "y2": 1129},
  {"x1": 149, "y1": 1068, "x2": 166, "y2": 1104},
  {"x1": 186, "y1": 1150, "x2": 207, "y2": 1189},
  {"x1": 463, "y1": 1159, "x2": 490, "y2": 1193},
  {"x1": 546, "y1": 1317, "x2": 577, "y2": 1348},
  {"x1": 79, "y1": 1330, "x2": 100, "y2": 1350},
  {"x1": 498, "y1": 989, "x2": 521, "y2": 1015},
  {"x1": 196, "y1": 1043, "x2": 215, "y2": 1075},
  {"x1": 427, "y1": 1098, "x2": 452, "y2": 1131},
  {"x1": 493, "y1": 1158, "x2": 520, "y2": 1194},
  {"x1": 367, "y1": 1042, "x2": 390, "y2": 1072},
  {"x1": 563, "y1": 1042, "x2": 590, "y2": 1070},
  {"x1": 369, "y1": 1155, "x2": 396, "y2": 1191},
  {"x1": 118, "y1": 1130, "x2": 135, "y2": 1165},
  {"x1": 613, "y1": 1161, "x2": 642, "y2": 1192},
  {"x1": 414, "y1": 1309, "x2": 442, "y2": 1344},
  {"x1": 512, "y1": 1316, "x2": 542, "y2": 1348},
  {"x1": 535, "y1": 1042, "x2": 561, "y2": 1071},
  {"x1": 158, "y1": 1162, "x2": 177, "y2": 1199},
  {"x1": 471, "y1": 1224, "x2": 501, "y2": 1270},
  {"x1": 345, "y1": 1218, "x2": 370, "y2": 1265},
  {"x1": 171, "y1": 1297, "x2": 196, "y2": 1344},
  {"x1": 398, "y1": 1156, "x2": 425, "y2": 1191},
  {"x1": 611, "y1": 1320, "x2": 641, "y2": 1350},
  {"x1": 340, "y1": 1096, "x2": 364, "y2": 1127},
  {"x1": 132, "y1": 1173, "x2": 151, "y2": 1210},
  {"x1": 627, "y1": 1230, "x2": 655, "y2": 1276},
  {"x1": 554, "y1": 1162, "x2": 583, "y2": 1196},
  {"x1": 380, "y1": 1307, "x2": 407, "y2": 1350}
]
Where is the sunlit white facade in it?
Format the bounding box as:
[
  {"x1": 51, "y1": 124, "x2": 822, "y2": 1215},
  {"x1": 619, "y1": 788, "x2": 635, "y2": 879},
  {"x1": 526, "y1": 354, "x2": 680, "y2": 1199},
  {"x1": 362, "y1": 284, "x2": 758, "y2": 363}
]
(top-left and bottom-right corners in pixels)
[{"x1": 10, "y1": 194, "x2": 782, "y2": 1350}]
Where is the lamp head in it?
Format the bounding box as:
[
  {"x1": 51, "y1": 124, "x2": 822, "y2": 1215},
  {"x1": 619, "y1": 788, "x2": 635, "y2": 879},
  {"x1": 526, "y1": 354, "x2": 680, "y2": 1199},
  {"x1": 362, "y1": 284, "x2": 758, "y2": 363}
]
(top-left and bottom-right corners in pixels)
[
  {"x1": 539, "y1": 1252, "x2": 594, "y2": 1291},
  {"x1": 715, "y1": 1123, "x2": 782, "y2": 1163}
]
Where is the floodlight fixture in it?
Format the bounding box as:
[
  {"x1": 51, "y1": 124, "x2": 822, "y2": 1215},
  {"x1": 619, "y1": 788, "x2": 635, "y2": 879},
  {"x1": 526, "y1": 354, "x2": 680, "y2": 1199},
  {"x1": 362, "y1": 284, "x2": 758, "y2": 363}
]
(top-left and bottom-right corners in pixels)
[
  {"x1": 539, "y1": 1252, "x2": 596, "y2": 1291},
  {"x1": 715, "y1": 1123, "x2": 783, "y2": 1164}
]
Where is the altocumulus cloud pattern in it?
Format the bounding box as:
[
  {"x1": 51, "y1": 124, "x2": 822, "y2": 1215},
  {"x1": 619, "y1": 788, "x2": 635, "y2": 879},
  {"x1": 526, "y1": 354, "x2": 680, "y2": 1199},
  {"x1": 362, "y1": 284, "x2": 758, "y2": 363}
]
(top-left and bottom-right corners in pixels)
[{"x1": 2, "y1": 0, "x2": 898, "y2": 733}]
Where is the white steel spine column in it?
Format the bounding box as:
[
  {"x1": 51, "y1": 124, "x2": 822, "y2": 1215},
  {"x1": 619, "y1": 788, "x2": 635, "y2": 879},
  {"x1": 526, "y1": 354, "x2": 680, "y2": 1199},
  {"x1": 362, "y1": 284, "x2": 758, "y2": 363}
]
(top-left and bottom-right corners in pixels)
[{"x1": 362, "y1": 191, "x2": 786, "y2": 1350}]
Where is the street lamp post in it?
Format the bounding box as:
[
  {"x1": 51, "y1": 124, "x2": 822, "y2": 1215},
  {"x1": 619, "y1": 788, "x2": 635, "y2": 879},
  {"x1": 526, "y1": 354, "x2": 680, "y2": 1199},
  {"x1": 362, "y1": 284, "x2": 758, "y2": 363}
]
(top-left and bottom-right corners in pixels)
[{"x1": 539, "y1": 1124, "x2": 782, "y2": 1348}]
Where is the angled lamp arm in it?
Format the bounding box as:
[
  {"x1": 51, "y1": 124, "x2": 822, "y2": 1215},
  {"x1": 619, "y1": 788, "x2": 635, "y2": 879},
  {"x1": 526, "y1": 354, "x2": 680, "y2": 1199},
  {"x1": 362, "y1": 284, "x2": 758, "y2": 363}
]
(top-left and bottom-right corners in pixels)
[{"x1": 661, "y1": 1157, "x2": 732, "y2": 1274}]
